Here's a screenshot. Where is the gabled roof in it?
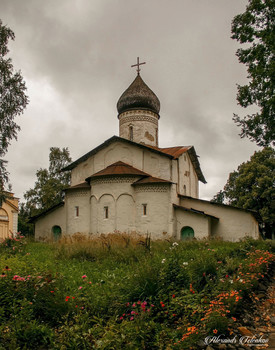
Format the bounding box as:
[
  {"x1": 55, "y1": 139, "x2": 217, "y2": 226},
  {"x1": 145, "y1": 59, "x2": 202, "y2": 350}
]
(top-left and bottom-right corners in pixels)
[
  {"x1": 62, "y1": 135, "x2": 206, "y2": 184},
  {"x1": 132, "y1": 176, "x2": 173, "y2": 185},
  {"x1": 29, "y1": 202, "x2": 65, "y2": 223},
  {"x1": 173, "y1": 204, "x2": 219, "y2": 220},
  {"x1": 86, "y1": 161, "x2": 149, "y2": 181},
  {"x1": 178, "y1": 195, "x2": 260, "y2": 220},
  {"x1": 64, "y1": 182, "x2": 90, "y2": 191},
  {"x1": 148, "y1": 145, "x2": 190, "y2": 159},
  {"x1": 62, "y1": 136, "x2": 174, "y2": 172}
]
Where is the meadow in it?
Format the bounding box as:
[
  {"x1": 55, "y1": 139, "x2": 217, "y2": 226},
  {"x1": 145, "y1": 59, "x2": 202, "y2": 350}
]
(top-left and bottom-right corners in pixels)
[{"x1": 0, "y1": 234, "x2": 274, "y2": 349}]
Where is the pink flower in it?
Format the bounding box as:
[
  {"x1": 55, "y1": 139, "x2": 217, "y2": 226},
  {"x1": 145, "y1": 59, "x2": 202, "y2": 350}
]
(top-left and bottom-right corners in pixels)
[
  {"x1": 78, "y1": 286, "x2": 83, "y2": 290},
  {"x1": 132, "y1": 303, "x2": 136, "y2": 307},
  {"x1": 120, "y1": 316, "x2": 123, "y2": 320},
  {"x1": 82, "y1": 275, "x2": 87, "y2": 279},
  {"x1": 130, "y1": 316, "x2": 134, "y2": 321}
]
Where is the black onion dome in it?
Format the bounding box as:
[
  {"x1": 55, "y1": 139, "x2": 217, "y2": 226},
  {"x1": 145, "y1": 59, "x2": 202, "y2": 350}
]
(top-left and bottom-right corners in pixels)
[{"x1": 117, "y1": 74, "x2": 160, "y2": 115}]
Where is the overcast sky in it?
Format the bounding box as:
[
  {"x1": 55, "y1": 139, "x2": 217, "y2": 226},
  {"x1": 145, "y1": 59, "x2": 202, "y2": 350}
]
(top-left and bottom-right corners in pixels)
[{"x1": 1, "y1": 0, "x2": 258, "y2": 202}]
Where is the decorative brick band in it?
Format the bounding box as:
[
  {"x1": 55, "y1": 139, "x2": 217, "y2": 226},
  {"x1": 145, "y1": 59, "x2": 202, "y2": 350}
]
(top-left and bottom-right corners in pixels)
[
  {"x1": 135, "y1": 185, "x2": 168, "y2": 192},
  {"x1": 91, "y1": 177, "x2": 139, "y2": 185},
  {"x1": 119, "y1": 110, "x2": 158, "y2": 126}
]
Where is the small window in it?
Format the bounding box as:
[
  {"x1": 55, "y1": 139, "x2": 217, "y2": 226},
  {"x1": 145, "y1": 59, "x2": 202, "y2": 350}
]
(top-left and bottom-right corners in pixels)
[
  {"x1": 75, "y1": 206, "x2": 79, "y2": 217},
  {"x1": 104, "y1": 206, "x2": 109, "y2": 219},
  {"x1": 142, "y1": 204, "x2": 147, "y2": 216},
  {"x1": 129, "y1": 126, "x2": 133, "y2": 141}
]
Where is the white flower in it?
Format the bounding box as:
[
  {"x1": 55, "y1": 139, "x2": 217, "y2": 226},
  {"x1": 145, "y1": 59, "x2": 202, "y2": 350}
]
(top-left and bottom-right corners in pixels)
[
  {"x1": 161, "y1": 259, "x2": 166, "y2": 264},
  {"x1": 230, "y1": 280, "x2": 234, "y2": 284},
  {"x1": 182, "y1": 262, "x2": 188, "y2": 266},
  {"x1": 172, "y1": 242, "x2": 179, "y2": 247},
  {"x1": 239, "y1": 279, "x2": 243, "y2": 283}
]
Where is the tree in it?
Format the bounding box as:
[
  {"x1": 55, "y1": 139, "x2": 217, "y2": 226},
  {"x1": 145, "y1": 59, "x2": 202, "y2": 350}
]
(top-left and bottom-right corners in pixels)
[
  {"x1": 212, "y1": 148, "x2": 275, "y2": 238},
  {"x1": 231, "y1": 0, "x2": 275, "y2": 147},
  {"x1": 23, "y1": 147, "x2": 71, "y2": 218},
  {"x1": 0, "y1": 20, "x2": 28, "y2": 198}
]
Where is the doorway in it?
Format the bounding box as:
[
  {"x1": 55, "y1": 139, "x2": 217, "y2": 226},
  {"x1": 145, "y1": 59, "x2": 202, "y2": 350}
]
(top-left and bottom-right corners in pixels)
[{"x1": 181, "y1": 226, "x2": 194, "y2": 240}]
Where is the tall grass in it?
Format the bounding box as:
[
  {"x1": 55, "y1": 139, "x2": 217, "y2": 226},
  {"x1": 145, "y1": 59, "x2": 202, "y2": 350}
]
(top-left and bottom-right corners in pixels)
[{"x1": 0, "y1": 234, "x2": 273, "y2": 349}]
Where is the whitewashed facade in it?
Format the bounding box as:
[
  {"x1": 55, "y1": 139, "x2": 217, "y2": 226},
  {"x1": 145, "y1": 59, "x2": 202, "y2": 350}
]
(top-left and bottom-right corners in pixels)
[{"x1": 32, "y1": 73, "x2": 259, "y2": 241}]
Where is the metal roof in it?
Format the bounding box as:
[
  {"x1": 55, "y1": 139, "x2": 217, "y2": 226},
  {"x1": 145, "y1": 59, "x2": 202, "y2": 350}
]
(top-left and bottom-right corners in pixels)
[{"x1": 86, "y1": 161, "x2": 149, "y2": 181}]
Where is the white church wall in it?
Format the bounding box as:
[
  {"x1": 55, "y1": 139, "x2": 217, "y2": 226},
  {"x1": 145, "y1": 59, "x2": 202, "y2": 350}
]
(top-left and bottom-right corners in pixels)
[
  {"x1": 135, "y1": 185, "x2": 170, "y2": 238},
  {"x1": 65, "y1": 190, "x2": 90, "y2": 235},
  {"x1": 178, "y1": 154, "x2": 199, "y2": 198},
  {"x1": 71, "y1": 159, "x2": 94, "y2": 186},
  {"x1": 180, "y1": 197, "x2": 259, "y2": 241},
  {"x1": 90, "y1": 177, "x2": 138, "y2": 234},
  {"x1": 116, "y1": 194, "x2": 135, "y2": 233},
  {"x1": 70, "y1": 141, "x2": 173, "y2": 188},
  {"x1": 174, "y1": 208, "x2": 210, "y2": 240},
  {"x1": 98, "y1": 194, "x2": 116, "y2": 234},
  {"x1": 143, "y1": 151, "x2": 171, "y2": 181},
  {"x1": 34, "y1": 206, "x2": 66, "y2": 241},
  {"x1": 104, "y1": 143, "x2": 134, "y2": 168}
]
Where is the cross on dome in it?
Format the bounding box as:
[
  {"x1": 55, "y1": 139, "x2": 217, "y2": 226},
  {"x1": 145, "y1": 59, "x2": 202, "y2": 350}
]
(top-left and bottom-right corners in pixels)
[{"x1": 131, "y1": 57, "x2": 146, "y2": 75}]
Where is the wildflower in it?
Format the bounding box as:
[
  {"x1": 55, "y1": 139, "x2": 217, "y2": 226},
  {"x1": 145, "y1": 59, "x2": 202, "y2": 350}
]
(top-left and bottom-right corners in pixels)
[
  {"x1": 78, "y1": 286, "x2": 83, "y2": 290},
  {"x1": 161, "y1": 259, "x2": 166, "y2": 264},
  {"x1": 182, "y1": 262, "x2": 188, "y2": 266},
  {"x1": 82, "y1": 275, "x2": 87, "y2": 279},
  {"x1": 230, "y1": 280, "x2": 233, "y2": 284},
  {"x1": 172, "y1": 242, "x2": 178, "y2": 247},
  {"x1": 232, "y1": 317, "x2": 237, "y2": 322},
  {"x1": 213, "y1": 329, "x2": 218, "y2": 334},
  {"x1": 130, "y1": 316, "x2": 134, "y2": 320},
  {"x1": 132, "y1": 303, "x2": 136, "y2": 307},
  {"x1": 50, "y1": 291, "x2": 54, "y2": 293},
  {"x1": 120, "y1": 316, "x2": 123, "y2": 320},
  {"x1": 172, "y1": 294, "x2": 175, "y2": 298}
]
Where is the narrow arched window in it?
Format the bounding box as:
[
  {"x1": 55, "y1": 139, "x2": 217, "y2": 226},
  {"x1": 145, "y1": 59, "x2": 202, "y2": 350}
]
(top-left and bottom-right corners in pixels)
[{"x1": 129, "y1": 126, "x2": 133, "y2": 141}]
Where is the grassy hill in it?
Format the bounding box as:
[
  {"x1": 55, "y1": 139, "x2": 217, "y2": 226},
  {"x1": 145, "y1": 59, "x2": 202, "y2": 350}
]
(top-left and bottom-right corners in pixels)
[{"x1": 0, "y1": 234, "x2": 273, "y2": 349}]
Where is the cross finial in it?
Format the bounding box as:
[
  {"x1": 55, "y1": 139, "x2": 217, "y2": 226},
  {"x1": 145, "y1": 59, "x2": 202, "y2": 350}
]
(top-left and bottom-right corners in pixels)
[{"x1": 131, "y1": 57, "x2": 146, "y2": 75}]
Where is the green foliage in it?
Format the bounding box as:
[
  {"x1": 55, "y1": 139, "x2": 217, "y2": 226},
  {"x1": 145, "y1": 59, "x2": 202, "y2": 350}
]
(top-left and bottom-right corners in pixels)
[
  {"x1": 22, "y1": 147, "x2": 71, "y2": 221},
  {"x1": 0, "y1": 237, "x2": 273, "y2": 349},
  {"x1": 231, "y1": 0, "x2": 275, "y2": 146},
  {"x1": 213, "y1": 147, "x2": 275, "y2": 238},
  {"x1": 0, "y1": 19, "x2": 28, "y2": 195}
]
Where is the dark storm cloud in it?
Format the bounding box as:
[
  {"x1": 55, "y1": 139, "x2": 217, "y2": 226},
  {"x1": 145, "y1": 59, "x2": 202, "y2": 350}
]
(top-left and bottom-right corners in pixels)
[{"x1": 0, "y1": 0, "x2": 257, "y2": 200}]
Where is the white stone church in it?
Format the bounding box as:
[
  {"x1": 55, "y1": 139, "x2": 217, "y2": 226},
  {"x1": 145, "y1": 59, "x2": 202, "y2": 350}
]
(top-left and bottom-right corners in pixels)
[{"x1": 32, "y1": 66, "x2": 259, "y2": 241}]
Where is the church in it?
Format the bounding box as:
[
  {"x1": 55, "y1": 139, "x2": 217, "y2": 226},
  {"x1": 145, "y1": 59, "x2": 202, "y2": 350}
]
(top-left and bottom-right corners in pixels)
[{"x1": 32, "y1": 60, "x2": 259, "y2": 242}]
